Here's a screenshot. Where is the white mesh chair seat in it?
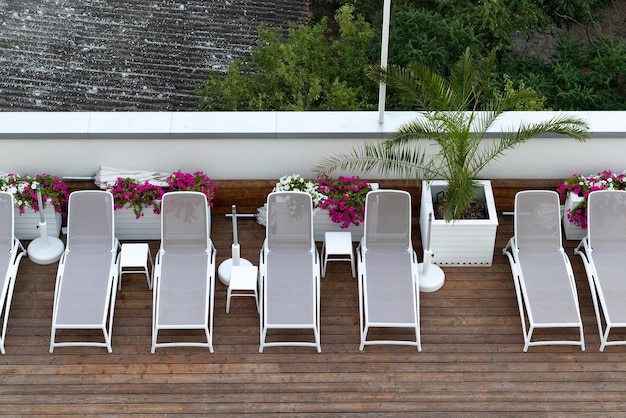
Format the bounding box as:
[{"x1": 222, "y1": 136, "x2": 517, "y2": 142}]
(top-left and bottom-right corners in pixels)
[
  {"x1": 154, "y1": 251, "x2": 209, "y2": 327},
  {"x1": 503, "y1": 190, "x2": 584, "y2": 352},
  {"x1": 517, "y1": 250, "x2": 584, "y2": 326},
  {"x1": 265, "y1": 251, "x2": 315, "y2": 327},
  {"x1": 259, "y1": 191, "x2": 321, "y2": 353},
  {"x1": 54, "y1": 252, "x2": 117, "y2": 327},
  {"x1": 151, "y1": 191, "x2": 215, "y2": 353},
  {"x1": 357, "y1": 190, "x2": 420, "y2": 351},
  {"x1": 587, "y1": 249, "x2": 626, "y2": 325},
  {"x1": 50, "y1": 190, "x2": 119, "y2": 353},
  {"x1": 0, "y1": 192, "x2": 26, "y2": 354},
  {"x1": 575, "y1": 190, "x2": 626, "y2": 351},
  {"x1": 363, "y1": 250, "x2": 416, "y2": 325}
]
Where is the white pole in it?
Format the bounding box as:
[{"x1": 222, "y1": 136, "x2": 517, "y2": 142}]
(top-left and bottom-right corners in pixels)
[
  {"x1": 422, "y1": 212, "x2": 433, "y2": 275},
  {"x1": 231, "y1": 204, "x2": 238, "y2": 245},
  {"x1": 378, "y1": 0, "x2": 391, "y2": 124},
  {"x1": 231, "y1": 204, "x2": 240, "y2": 266},
  {"x1": 34, "y1": 183, "x2": 49, "y2": 248}
]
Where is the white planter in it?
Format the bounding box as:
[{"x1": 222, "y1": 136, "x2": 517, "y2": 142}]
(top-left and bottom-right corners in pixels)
[
  {"x1": 313, "y1": 209, "x2": 364, "y2": 242},
  {"x1": 114, "y1": 207, "x2": 161, "y2": 241},
  {"x1": 14, "y1": 205, "x2": 62, "y2": 240},
  {"x1": 420, "y1": 180, "x2": 499, "y2": 266},
  {"x1": 562, "y1": 193, "x2": 586, "y2": 241}
]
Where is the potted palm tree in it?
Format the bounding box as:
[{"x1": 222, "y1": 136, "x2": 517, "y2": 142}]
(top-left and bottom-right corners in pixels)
[{"x1": 315, "y1": 48, "x2": 589, "y2": 265}]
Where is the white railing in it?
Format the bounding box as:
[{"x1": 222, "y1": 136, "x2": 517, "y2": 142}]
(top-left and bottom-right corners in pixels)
[{"x1": 0, "y1": 111, "x2": 623, "y2": 179}]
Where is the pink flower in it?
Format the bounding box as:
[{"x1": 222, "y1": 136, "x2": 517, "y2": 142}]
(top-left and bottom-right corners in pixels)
[
  {"x1": 559, "y1": 170, "x2": 626, "y2": 229},
  {"x1": 316, "y1": 174, "x2": 372, "y2": 228}
]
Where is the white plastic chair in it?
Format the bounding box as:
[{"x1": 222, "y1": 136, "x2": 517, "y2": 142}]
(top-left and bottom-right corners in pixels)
[
  {"x1": 0, "y1": 192, "x2": 26, "y2": 354},
  {"x1": 50, "y1": 190, "x2": 119, "y2": 353},
  {"x1": 151, "y1": 191, "x2": 215, "y2": 353},
  {"x1": 503, "y1": 190, "x2": 585, "y2": 352},
  {"x1": 259, "y1": 191, "x2": 321, "y2": 353},
  {"x1": 357, "y1": 189, "x2": 421, "y2": 351},
  {"x1": 574, "y1": 189, "x2": 626, "y2": 351}
]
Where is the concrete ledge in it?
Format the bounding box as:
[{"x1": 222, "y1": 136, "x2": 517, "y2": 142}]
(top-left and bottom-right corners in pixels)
[{"x1": 0, "y1": 111, "x2": 624, "y2": 180}]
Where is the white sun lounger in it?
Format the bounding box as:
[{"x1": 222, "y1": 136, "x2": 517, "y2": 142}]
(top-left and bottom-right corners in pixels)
[{"x1": 503, "y1": 190, "x2": 584, "y2": 351}]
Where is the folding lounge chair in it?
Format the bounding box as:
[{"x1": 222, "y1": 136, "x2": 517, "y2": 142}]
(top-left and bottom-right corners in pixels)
[
  {"x1": 357, "y1": 189, "x2": 421, "y2": 351},
  {"x1": 574, "y1": 190, "x2": 626, "y2": 351},
  {"x1": 503, "y1": 190, "x2": 584, "y2": 352},
  {"x1": 152, "y1": 191, "x2": 215, "y2": 353},
  {"x1": 50, "y1": 190, "x2": 119, "y2": 353},
  {"x1": 0, "y1": 192, "x2": 26, "y2": 354},
  {"x1": 259, "y1": 191, "x2": 321, "y2": 353}
]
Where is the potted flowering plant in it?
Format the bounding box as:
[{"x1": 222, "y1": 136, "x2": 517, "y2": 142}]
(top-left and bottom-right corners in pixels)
[
  {"x1": 104, "y1": 170, "x2": 217, "y2": 240},
  {"x1": 316, "y1": 174, "x2": 372, "y2": 229},
  {"x1": 166, "y1": 170, "x2": 218, "y2": 207},
  {"x1": 272, "y1": 174, "x2": 326, "y2": 207},
  {"x1": 107, "y1": 177, "x2": 165, "y2": 218},
  {"x1": 256, "y1": 174, "x2": 326, "y2": 226},
  {"x1": 257, "y1": 174, "x2": 373, "y2": 241},
  {"x1": 106, "y1": 170, "x2": 218, "y2": 218},
  {"x1": 0, "y1": 173, "x2": 69, "y2": 239},
  {"x1": 0, "y1": 173, "x2": 69, "y2": 215},
  {"x1": 557, "y1": 170, "x2": 626, "y2": 239}
]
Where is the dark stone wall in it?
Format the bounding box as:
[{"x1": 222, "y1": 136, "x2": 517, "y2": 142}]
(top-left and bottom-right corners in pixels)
[{"x1": 0, "y1": 0, "x2": 307, "y2": 111}]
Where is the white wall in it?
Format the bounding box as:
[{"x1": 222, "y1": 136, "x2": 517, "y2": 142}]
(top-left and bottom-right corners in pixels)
[{"x1": 0, "y1": 111, "x2": 623, "y2": 180}]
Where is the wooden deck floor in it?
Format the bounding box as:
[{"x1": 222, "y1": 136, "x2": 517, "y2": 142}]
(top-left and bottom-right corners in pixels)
[{"x1": 2, "y1": 186, "x2": 626, "y2": 416}]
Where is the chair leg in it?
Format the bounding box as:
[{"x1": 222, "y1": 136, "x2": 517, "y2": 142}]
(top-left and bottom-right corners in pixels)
[
  {"x1": 226, "y1": 287, "x2": 232, "y2": 313},
  {"x1": 49, "y1": 327, "x2": 56, "y2": 353},
  {"x1": 321, "y1": 242, "x2": 327, "y2": 278},
  {"x1": 350, "y1": 253, "x2": 355, "y2": 278}
]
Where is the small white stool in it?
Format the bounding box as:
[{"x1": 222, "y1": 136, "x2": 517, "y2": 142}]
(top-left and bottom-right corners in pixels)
[
  {"x1": 226, "y1": 265, "x2": 259, "y2": 313},
  {"x1": 322, "y1": 231, "x2": 355, "y2": 278},
  {"x1": 119, "y1": 243, "x2": 153, "y2": 290}
]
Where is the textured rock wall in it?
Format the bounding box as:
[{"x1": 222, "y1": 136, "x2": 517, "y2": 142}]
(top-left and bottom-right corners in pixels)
[{"x1": 0, "y1": 0, "x2": 307, "y2": 111}]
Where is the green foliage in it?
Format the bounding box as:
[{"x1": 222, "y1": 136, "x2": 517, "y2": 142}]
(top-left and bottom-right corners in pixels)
[
  {"x1": 494, "y1": 75, "x2": 547, "y2": 111},
  {"x1": 195, "y1": 5, "x2": 378, "y2": 111},
  {"x1": 539, "y1": 0, "x2": 614, "y2": 26},
  {"x1": 315, "y1": 0, "x2": 625, "y2": 110},
  {"x1": 387, "y1": 7, "x2": 481, "y2": 71},
  {"x1": 498, "y1": 35, "x2": 626, "y2": 110},
  {"x1": 316, "y1": 49, "x2": 589, "y2": 220},
  {"x1": 590, "y1": 36, "x2": 626, "y2": 86}
]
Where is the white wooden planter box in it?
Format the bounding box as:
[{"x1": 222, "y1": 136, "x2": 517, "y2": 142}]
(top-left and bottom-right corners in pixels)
[
  {"x1": 114, "y1": 207, "x2": 161, "y2": 241},
  {"x1": 313, "y1": 209, "x2": 364, "y2": 242},
  {"x1": 257, "y1": 205, "x2": 364, "y2": 242},
  {"x1": 562, "y1": 193, "x2": 586, "y2": 241},
  {"x1": 420, "y1": 180, "x2": 499, "y2": 266},
  {"x1": 14, "y1": 204, "x2": 62, "y2": 240}
]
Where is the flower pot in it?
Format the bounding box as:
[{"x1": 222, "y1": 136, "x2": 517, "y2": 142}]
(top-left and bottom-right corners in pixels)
[
  {"x1": 114, "y1": 207, "x2": 161, "y2": 241},
  {"x1": 562, "y1": 193, "x2": 586, "y2": 241},
  {"x1": 257, "y1": 205, "x2": 365, "y2": 242},
  {"x1": 420, "y1": 180, "x2": 499, "y2": 266},
  {"x1": 313, "y1": 209, "x2": 364, "y2": 242},
  {"x1": 14, "y1": 204, "x2": 62, "y2": 240}
]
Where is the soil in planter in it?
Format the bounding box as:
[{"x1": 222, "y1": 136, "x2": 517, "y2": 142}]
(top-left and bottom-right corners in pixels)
[{"x1": 434, "y1": 197, "x2": 487, "y2": 220}]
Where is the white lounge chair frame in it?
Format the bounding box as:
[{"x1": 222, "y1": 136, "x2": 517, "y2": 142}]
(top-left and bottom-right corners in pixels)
[
  {"x1": 574, "y1": 189, "x2": 626, "y2": 351},
  {"x1": 503, "y1": 190, "x2": 584, "y2": 352},
  {"x1": 50, "y1": 190, "x2": 119, "y2": 353},
  {"x1": 151, "y1": 191, "x2": 215, "y2": 353},
  {"x1": 0, "y1": 192, "x2": 26, "y2": 354},
  {"x1": 259, "y1": 191, "x2": 321, "y2": 353},
  {"x1": 357, "y1": 189, "x2": 421, "y2": 351}
]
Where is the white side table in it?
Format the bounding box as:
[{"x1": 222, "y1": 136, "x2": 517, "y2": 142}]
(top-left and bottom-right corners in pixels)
[
  {"x1": 226, "y1": 265, "x2": 259, "y2": 313},
  {"x1": 322, "y1": 231, "x2": 355, "y2": 278},
  {"x1": 119, "y1": 243, "x2": 153, "y2": 290}
]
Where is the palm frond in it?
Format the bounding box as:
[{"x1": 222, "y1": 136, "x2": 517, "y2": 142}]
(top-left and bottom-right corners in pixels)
[
  {"x1": 469, "y1": 115, "x2": 589, "y2": 176},
  {"x1": 313, "y1": 141, "x2": 438, "y2": 180}
]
